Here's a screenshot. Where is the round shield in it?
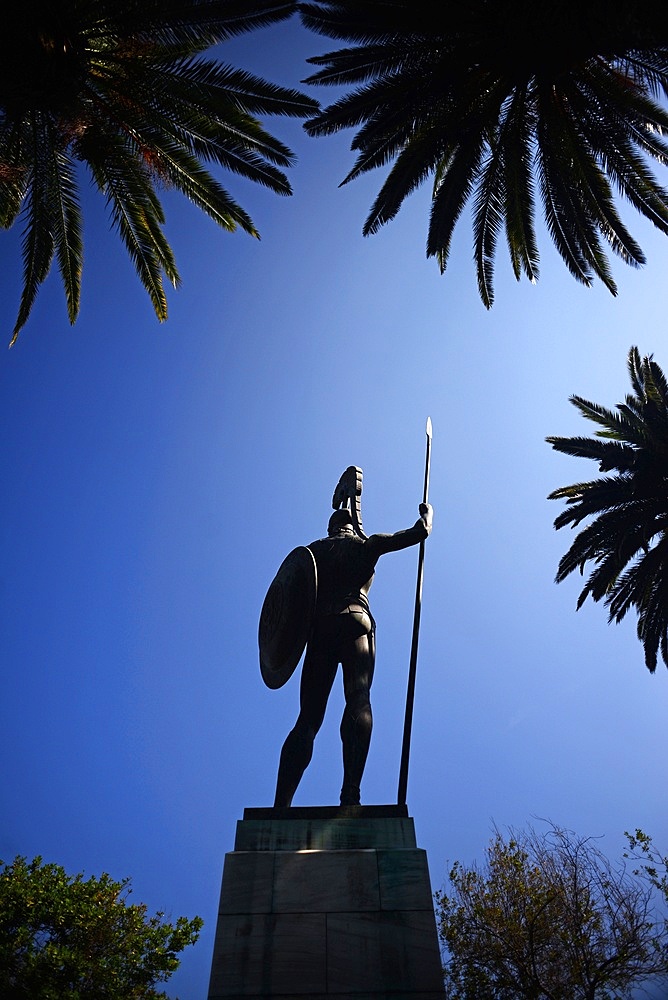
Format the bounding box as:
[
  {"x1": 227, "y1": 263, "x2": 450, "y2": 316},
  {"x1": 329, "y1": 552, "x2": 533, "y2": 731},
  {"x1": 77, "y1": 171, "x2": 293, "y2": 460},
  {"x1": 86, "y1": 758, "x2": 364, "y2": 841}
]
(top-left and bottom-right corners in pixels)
[{"x1": 259, "y1": 546, "x2": 317, "y2": 689}]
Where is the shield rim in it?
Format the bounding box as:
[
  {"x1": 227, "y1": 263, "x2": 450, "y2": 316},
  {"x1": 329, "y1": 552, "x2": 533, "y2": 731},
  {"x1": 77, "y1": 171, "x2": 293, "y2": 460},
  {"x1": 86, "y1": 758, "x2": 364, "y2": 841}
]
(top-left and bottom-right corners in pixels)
[{"x1": 259, "y1": 545, "x2": 317, "y2": 689}]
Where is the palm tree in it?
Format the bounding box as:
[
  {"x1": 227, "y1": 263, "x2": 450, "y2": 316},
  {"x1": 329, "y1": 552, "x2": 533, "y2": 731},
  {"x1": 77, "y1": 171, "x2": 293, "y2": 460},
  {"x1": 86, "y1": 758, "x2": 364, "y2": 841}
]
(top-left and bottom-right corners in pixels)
[
  {"x1": 299, "y1": 0, "x2": 668, "y2": 307},
  {"x1": 547, "y1": 347, "x2": 668, "y2": 672},
  {"x1": 0, "y1": 0, "x2": 318, "y2": 344}
]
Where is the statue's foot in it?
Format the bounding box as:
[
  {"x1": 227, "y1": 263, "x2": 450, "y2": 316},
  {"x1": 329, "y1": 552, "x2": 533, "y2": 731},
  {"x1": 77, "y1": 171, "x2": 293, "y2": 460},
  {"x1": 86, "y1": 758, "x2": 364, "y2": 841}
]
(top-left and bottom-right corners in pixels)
[{"x1": 340, "y1": 784, "x2": 361, "y2": 806}]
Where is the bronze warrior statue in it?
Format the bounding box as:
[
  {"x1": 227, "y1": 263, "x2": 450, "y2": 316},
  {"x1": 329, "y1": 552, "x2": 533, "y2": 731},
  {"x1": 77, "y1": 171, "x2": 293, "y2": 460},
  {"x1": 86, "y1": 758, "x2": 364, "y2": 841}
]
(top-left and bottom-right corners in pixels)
[{"x1": 259, "y1": 466, "x2": 433, "y2": 808}]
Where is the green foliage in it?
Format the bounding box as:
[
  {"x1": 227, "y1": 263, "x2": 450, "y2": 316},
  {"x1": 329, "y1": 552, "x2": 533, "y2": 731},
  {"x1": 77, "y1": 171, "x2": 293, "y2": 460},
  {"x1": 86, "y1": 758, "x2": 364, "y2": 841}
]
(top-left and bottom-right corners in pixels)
[
  {"x1": 547, "y1": 346, "x2": 668, "y2": 672},
  {"x1": 0, "y1": 1, "x2": 318, "y2": 343},
  {"x1": 624, "y1": 829, "x2": 668, "y2": 909},
  {"x1": 436, "y1": 824, "x2": 668, "y2": 1000},
  {"x1": 0, "y1": 855, "x2": 202, "y2": 1000},
  {"x1": 299, "y1": 1, "x2": 668, "y2": 306}
]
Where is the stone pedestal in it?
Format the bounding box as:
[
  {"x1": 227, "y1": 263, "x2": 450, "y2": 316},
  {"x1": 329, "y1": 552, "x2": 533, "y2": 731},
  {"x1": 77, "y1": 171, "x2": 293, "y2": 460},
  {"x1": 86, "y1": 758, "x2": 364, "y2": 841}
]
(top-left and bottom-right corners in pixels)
[{"x1": 207, "y1": 805, "x2": 445, "y2": 999}]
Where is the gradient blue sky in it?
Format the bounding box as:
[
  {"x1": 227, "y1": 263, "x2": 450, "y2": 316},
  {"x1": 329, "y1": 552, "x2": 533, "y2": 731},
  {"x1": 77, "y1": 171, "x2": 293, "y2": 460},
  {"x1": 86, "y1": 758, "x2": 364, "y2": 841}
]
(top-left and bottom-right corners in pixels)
[{"x1": 1, "y1": 16, "x2": 667, "y2": 999}]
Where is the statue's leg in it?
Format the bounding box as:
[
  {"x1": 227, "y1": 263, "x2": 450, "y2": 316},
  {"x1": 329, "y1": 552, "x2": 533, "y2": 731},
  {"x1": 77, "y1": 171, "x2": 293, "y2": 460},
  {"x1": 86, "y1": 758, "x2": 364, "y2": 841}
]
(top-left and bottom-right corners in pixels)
[
  {"x1": 273, "y1": 635, "x2": 338, "y2": 808},
  {"x1": 340, "y1": 613, "x2": 375, "y2": 806}
]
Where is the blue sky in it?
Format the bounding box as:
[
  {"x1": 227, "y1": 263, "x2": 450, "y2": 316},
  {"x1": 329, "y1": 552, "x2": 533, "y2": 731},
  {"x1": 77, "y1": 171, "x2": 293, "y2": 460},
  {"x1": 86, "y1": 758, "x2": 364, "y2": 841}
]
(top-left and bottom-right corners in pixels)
[{"x1": 1, "y1": 16, "x2": 667, "y2": 999}]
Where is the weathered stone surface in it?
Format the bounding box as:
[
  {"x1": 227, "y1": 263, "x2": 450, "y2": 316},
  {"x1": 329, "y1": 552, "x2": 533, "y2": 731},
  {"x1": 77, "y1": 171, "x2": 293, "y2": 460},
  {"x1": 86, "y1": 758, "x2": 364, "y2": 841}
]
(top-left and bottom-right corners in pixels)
[
  {"x1": 273, "y1": 849, "x2": 379, "y2": 912},
  {"x1": 377, "y1": 848, "x2": 434, "y2": 910},
  {"x1": 209, "y1": 912, "x2": 326, "y2": 996},
  {"x1": 208, "y1": 809, "x2": 444, "y2": 998},
  {"x1": 235, "y1": 813, "x2": 417, "y2": 852},
  {"x1": 218, "y1": 851, "x2": 274, "y2": 915},
  {"x1": 326, "y1": 910, "x2": 445, "y2": 993},
  {"x1": 244, "y1": 805, "x2": 409, "y2": 821}
]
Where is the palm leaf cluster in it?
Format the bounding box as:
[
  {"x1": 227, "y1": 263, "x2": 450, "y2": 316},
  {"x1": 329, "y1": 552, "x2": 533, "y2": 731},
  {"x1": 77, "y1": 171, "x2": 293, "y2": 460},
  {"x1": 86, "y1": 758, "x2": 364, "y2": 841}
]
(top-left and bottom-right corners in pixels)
[
  {"x1": 300, "y1": 0, "x2": 668, "y2": 306},
  {"x1": 0, "y1": 0, "x2": 318, "y2": 343},
  {"x1": 548, "y1": 347, "x2": 668, "y2": 672}
]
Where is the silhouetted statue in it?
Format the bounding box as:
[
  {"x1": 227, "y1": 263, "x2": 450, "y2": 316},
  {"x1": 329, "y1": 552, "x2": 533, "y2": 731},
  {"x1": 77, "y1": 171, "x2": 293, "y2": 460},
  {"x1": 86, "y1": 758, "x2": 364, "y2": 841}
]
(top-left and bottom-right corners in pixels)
[{"x1": 259, "y1": 467, "x2": 432, "y2": 807}]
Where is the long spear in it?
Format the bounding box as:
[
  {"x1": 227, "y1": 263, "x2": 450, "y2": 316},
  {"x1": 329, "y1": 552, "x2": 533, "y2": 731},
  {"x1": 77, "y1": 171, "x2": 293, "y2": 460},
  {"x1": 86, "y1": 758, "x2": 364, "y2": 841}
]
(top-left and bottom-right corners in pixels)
[{"x1": 397, "y1": 416, "x2": 432, "y2": 806}]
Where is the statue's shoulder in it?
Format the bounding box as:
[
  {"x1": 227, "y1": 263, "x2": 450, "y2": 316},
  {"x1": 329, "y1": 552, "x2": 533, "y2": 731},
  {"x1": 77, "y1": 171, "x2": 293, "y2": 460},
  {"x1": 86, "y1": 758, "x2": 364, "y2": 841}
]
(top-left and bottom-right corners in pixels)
[{"x1": 308, "y1": 535, "x2": 366, "y2": 559}]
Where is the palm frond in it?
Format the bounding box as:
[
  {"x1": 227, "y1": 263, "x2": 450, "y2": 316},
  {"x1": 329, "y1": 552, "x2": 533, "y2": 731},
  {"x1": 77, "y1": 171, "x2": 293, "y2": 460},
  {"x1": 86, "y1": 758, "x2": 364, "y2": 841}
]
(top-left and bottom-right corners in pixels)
[
  {"x1": 501, "y1": 83, "x2": 539, "y2": 284},
  {"x1": 304, "y1": 41, "x2": 427, "y2": 87},
  {"x1": 304, "y1": 72, "x2": 419, "y2": 140},
  {"x1": 581, "y1": 59, "x2": 668, "y2": 161},
  {"x1": 537, "y1": 82, "x2": 619, "y2": 293},
  {"x1": 607, "y1": 542, "x2": 668, "y2": 623},
  {"x1": 568, "y1": 394, "x2": 647, "y2": 445},
  {"x1": 298, "y1": 1, "x2": 668, "y2": 303},
  {"x1": 0, "y1": 120, "x2": 30, "y2": 228},
  {"x1": 473, "y1": 141, "x2": 505, "y2": 308},
  {"x1": 300, "y1": 0, "x2": 423, "y2": 45},
  {"x1": 155, "y1": 58, "x2": 319, "y2": 120},
  {"x1": 98, "y1": 0, "x2": 298, "y2": 48},
  {"x1": 119, "y1": 100, "x2": 296, "y2": 193},
  {"x1": 618, "y1": 48, "x2": 668, "y2": 100},
  {"x1": 357, "y1": 116, "x2": 459, "y2": 232},
  {"x1": 559, "y1": 98, "x2": 646, "y2": 267},
  {"x1": 139, "y1": 136, "x2": 260, "y2": 235},
  {"x1": 644, "y1": 358, "x2": 668, "y2": 409},
  {"x1": 11, "y1": 115, "x2": 57, "y2": 346},
  {"x1": 85, "y1": 130, "x2": 180, "y2": 321},
  {"x1": 427, "y1": 136, "x2": 486, "y2": 272},
  {"x1": 49, "y1": 145, "x2": 83, "y2": 325},
  {"x1": 1, "y1": 0, "x2": 313, "y2": 340},
  {"x1": 549, "y1": 346, "x2": 668, "y2": 670},
  {"x1": 550, "y1": 475, "x2": 640, "y2": 529},
  {"x1": 546, "y1": 435, "x2": 637, "y2": 471}
]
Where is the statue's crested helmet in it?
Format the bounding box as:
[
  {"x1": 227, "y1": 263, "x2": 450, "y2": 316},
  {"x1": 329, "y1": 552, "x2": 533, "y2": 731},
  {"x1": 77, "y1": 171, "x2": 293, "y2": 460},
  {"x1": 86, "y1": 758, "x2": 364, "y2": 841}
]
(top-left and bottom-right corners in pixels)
[{"x1": 328, "y1": 508, "x2": 354, "y2": 534}]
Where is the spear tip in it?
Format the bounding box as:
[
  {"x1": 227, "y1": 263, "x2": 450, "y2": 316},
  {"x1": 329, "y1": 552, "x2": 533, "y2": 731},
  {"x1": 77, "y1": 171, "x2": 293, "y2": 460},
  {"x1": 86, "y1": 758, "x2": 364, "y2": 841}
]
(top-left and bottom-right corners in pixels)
[{"x1": 426, "y1": 416, "x2": 432, "y2": 438}]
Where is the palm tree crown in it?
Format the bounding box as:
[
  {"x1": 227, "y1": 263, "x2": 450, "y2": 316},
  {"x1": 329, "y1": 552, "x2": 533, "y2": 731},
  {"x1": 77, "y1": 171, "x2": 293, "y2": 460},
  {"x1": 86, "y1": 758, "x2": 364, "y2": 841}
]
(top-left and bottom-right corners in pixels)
[
  {"x1": 548, "y1": 347, "x2": 668, "y2": 672},
  {"x1": 300, "y1": 0, "x2": 668, "y2": 306},
  {"x1": 1, "y1": 1, "x2": 318, "y2": 343}
]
